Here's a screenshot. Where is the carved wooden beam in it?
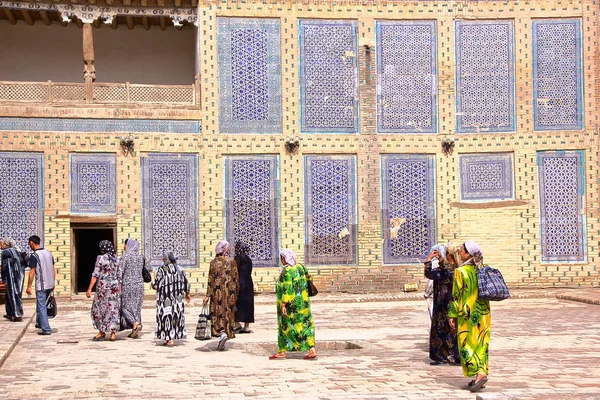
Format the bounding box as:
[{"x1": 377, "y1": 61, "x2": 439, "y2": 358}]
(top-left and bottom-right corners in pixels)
[
  {"x1": 3, "y1": 8, "x2": 17, "y2": 25},
  {"x1": 88, "y1": 0, "x2": 97, "y2": 4},
  {"x1": 106, "y1": 0, "x2": 114, "y2": 5},
  {"x1": 192, "y1": 0, "x2": 198, "y2": 7},
  {"x1": 141, "y1": 0, "x2": 148, "y2": 6},
  {"x1": 123, "y1": 0, "x2": 132, "y2": 5},
  {"x1": 175, "y1": 0, "x2": 182, "y2": 7},
  {"x1": 125, "y1": 15, "x2": 134, "y2": 30},
  {"x1": 21, "y1": 9, "x2": 35, "y2": 26},
  {"x1": 142, "y1": 16, "x2": 150, "y2": 30},
  {"x1": 39, "y1": 10, "x2": 52, "y2": 26},
  {"x1": 159, "y1": 16, "x2": 166, "y2": 31},
  {"x1": 158, "y1": 0, "x2": 166, "y2": 7},
  {"x1": 93, "y1": 18, "x2": 101, "y2": 29},
  {"x1": 111, "y1": 17, "x2": 118, "y2": 29},
  {"x1": 75, "y1": 18, "x2": 83, "y2": 28}
]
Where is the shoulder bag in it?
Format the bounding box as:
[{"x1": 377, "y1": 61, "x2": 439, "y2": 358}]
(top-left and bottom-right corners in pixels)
[
  {"x1": 194, "y1": 304, "x2": 212, "y2": 340},
  {"x1": 477, "y1": 265, "x2": 510, "y2": 301},
  {"x1": 141, "y1": 256, "x2": 152, "y2": 283},
  {"x1": 302, "y1": 265, "x2": 318, "y2": 297}
]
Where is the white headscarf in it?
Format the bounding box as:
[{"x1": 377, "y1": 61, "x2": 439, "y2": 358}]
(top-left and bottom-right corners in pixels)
[
  {"x1": 279, "y1": 248, "x2": 297, "y2": 275},
  {"x1": 463, "y1": 240, "x2": 484, "y2": 268},
  {"x1": 124, "y1": 238, "x2": 140, "y2": 256},
  {"x1": 215, "y1": 240, "x2": 231, "y2": 256}
]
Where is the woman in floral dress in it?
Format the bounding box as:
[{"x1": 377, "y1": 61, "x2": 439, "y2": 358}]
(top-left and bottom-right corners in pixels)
[
  {"x1": 269, "y1": 248, "x2": 316, "y2": 360},
  {"x1": 118, "y1": 238, "x2": 148, "y2": 338},
  {"x1": 448, "y1": 241, "x2": 491, "y2": 393},
  {"x1": 153, "y1": 251, "x2": 190, "y2": 347},
  {"x1": 203, "y1": 240, "x2": 239, "y2": 351},
  {"x1": 86, "y1": 240, "x2": 121, "y2": 341}
]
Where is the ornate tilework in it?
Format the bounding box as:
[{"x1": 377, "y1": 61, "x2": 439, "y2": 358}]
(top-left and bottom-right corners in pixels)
[
  {"x1": 455, "y1": 20, "x2": 515, "y2": 133},
  {"x1": 382, "y1": 154, "x2": 436, "y2": 264},
  {"x1": 376, "y1": 20, "x2": 437, "y2": 133},
  {"x1": 299, "y1": 20, "x2": 359, "y2": 133},
  {"x1": 70, "y1": 154, "x2": 116, "y2": 214},
  {"x1": 537, "y1": 151, "x2": 586, "y2": 262},
  {"x1": 532, "y1": 19, "x2": 583, "y2": 131},
  {"x1": 142, "y1": 154, "x2": 198, "y2": 268},
  {"x1": 224, "y1": 156, "x2": 279, "y2": 267},
  {"x1": 217, "y1": 18, "x2": 282, "y2": 134},
  {"x1": 0, "y1": 117, "x2": 201, "y2": 133},
  {"x1": 459, "y1": 153, "x2": 514, "y2": 201},
  {"x1": 304, "y1": 155, "x2": 356, "y2": 265},
  {"x1": 0, "y1": 152, "x2": 44, "y2": 251}
]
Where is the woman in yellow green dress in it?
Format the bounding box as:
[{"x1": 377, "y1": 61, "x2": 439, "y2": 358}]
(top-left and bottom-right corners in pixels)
[
  {"x1": 269, "y1": 248, "x2": 317, "y2": 360},
  {"x1": 448, "y1": 241, "x2": 491, "y2": 393}
]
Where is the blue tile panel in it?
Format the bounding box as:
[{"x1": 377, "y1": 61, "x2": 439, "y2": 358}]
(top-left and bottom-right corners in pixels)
[
  {"x1": 224, "y1": 156, "x2": 279, "y2": 267},
  {"x1": 459, "y1": 153, "x2": 514, "y2": 201},
  {"x1": 0, "y1": 152, "x2": 44, "y2": 251},
  {"x1": 70, "y1": 153, "x2": 117, "y2": 214},
  {"x1": 532, "y1": 19, "x2": 583, "y2": 131},
  {"x1": 304, "y1": 155, "x2": 357, "y2": 265},
  {"x1": 455, "y1": 20, "x2": 515, "y2": 133},
  {"x1": 299, "y1": 20, "x2": 359, "y2": 133},
  {"x1": 142, "y1": 154, "x2": 198, "y2": 268},
  {"x1": 382, "y1": 154, "x2": 436, "y2": 264},
  {"x1": 218, "y1": 18, "x2": 282, "y2": 134},
  {"x1": 376, "y1": 20, "x2": 437, "y2": 133},
  {"x1": 0, "y1": 117, "x2": 201, "y2": 133},
  {"x1": 537, "y1": 150, "x2": 586, "y2": 262}
]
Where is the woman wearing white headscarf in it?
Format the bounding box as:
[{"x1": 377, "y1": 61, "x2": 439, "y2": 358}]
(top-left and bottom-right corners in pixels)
[
  {"x1": 1, "y1": 237, "x2": 24, "y2": 322},
  {"x1": 269, "y1": 249, "x2": 317, "y2": 360},
  {"x1": 118, "y1": 238, "x2": 149, "y2": 338},
  {"x1": 448, "y1": 241, "x2": 491, "y2": 392},
  {"x1": 203, "y1": 240, "x2": 239, "y2": 351}
]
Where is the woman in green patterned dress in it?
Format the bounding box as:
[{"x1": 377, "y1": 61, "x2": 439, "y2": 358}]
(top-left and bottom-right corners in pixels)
[
  {"x1": 448, "y1": 241, "x2": 491, "y2": 393},
  {"x1": 269, "y1": 249, "x2": 317, "y2": 360}
]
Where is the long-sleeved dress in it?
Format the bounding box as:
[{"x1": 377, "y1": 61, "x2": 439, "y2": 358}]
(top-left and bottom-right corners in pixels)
[
  {"x1": 153, "y1": 263, "x2": 190, "y2": 340},
  {"x1": 118, "y1": 253, "x2": 147, "y2": 330},
  {"x1": 1, "y1": 248, "x2": 24, "y2": 319},
  {"x1": 424, "y1": 261, "x2": 460, "y2": 364},
  {"x1": 448, "y1": 263, "x2": 491, "y2": 377},
  {"x1": 234, "y1": 254, "x2": 254, "y2": 324},
  {"x1": 276, "y1": 264, "x2": 316, "y2": 353},
  {"x1": 206, "y1": 256, "x2": 239, "y2": 339},
  {"x1": 91, "y1": 254, "x2": 121, "y2": 333}
]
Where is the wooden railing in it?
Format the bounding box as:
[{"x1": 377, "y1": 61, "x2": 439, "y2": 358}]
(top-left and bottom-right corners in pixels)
[{"x1": 0, "y1": 80, "x2": 199, "y2": 107}]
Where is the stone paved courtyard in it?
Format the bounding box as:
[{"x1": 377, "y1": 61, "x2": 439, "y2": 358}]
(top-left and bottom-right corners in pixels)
[{"x1": 0, "y1": 290, "x2": 599, "y2": 400}]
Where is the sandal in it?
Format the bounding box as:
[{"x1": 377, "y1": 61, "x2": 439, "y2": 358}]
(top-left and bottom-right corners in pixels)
[
  {"x1": 469, "y1": 377, "x2": 488, "y2": 392},
  {"x1": 92, "y1": 334, "x2": 105, "y2": 341},
  {"x1": 269, "y1": 353, "x2": 286, "y2": 360},
  {"x1": 109, "y1": 333, "x2": 116, "y2": 341},
  {"x1": 130, "y1": 324, "x2": 142, "y2": 338},
  {"x1": 303, "y1": 353, "x2": 318, "y2": 360}
]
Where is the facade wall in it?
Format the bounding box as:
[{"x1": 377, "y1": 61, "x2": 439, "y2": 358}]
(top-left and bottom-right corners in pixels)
[{"x1": 0, "y1": 0, "x2": 598, "y2": 296}]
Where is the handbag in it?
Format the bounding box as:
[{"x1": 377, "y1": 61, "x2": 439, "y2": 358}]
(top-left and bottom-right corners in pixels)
[
  {"x1": 477, "y1": 265, "x2": 510, "y2": 301},
  {"x1": 303, "y1": 266, "x2": 318, "y2": 297},
  {"x1": 46, "y1": 292, "x2": 57, "y2": 318},
  {"x1": 141, "y1": 257, "x2": 152, "y2": 283},
  {"x1": 194, "y1": 304, "x2": 212, "y2": 340}
]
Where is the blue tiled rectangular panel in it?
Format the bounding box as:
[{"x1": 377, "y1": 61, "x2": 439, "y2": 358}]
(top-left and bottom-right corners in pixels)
[
  {"x1": 224, "y1": 156, "x2": 280, "y2": 267},
  {"x1": 71, "y1": 153, "x2": 117, "y2": 214},
  {"x1": 299, "y1": 20, "x2": 359, "y2": 133},
  {"x1": 459, "y1": 153, "x2": 514, "y2": 201},
  {"x1": 376, "y1": 20, "x2": 437, "y2": 133},
  {"x1": 455, "y1": 20, "x2": 515, "y2": 133},
  {"x1": 382, "y1": 154, "x2": 436, "y2": 264},
  {"x1": 217, "y1": 18, "x2": 282, "y2": 134},
  {"x1": 532, "y1": 19, "x2": 583, "y2": 131},
  {"x1": 0, "y1": 117, "x2": 200, "y2": 133},
  {"x1": 304, "y1": 155, "x2": 357, "y2": 265},
  {"x1": 142, "y1": 154, "x2": 198, "y2": 268},
  {"x1": 537, "y1": 150, "x2": 586, "y2": 262},
  {"x1": 0, "y1": 152, "x2": 44, "y2": 251}
]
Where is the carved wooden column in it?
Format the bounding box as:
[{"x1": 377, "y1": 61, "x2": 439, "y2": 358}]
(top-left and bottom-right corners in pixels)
[{"x1": 83, "y1": 23, "x2": 96, "y2": 103}]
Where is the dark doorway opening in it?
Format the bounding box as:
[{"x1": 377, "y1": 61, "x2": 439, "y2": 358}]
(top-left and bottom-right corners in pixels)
[{"x1": 72, "y1": 225, "x2": 115, "y2": 293}]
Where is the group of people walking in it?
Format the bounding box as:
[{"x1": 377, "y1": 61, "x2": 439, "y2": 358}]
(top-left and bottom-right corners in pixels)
[{"x1": 424, "y1": 240, "x2": 491, "y2": 393}]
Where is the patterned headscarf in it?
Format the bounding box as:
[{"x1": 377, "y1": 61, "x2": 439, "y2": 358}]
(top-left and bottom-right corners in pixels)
[
  {"x1": 124, "y1": 238, "x2": 140, "y2": 256},
  {"x1": 280, "y1": 249, "x2": 297, "y2": 266},
  {"x1": 215, "y1": 240, "x2": 231, "y2": 256},
  {"x1": 235, "y1": 241, "x2": 250, "y2": 256},
  {"x1": 99, "y1": 240, "x2": 117, "y2": 263},
  {"x1": 162, "y1": 250, "x2": 178, "y2": 265},
  {"x1": 445, "y1": 242, "x2": 460, "y2": 271},
  {"x1": 464, "y1": 241, "x2": 484, "y2": 268}
]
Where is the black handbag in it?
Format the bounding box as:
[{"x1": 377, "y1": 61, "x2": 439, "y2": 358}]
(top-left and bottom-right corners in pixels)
[
  {"x1": 142, "y1": 257, "x2": 152, "y2": 283},
  {"x1": 477, "y1": 265, "x2": 510, "y2": 301},
  {"x1": 303, "y1": 265, "x2": 318, "y2": 297},
  {"x1": 46, "y1": 292, "x2": 57, "y2": 318}
]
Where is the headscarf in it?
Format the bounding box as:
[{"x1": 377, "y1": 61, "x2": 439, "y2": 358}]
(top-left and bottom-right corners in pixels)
[
  {"x1": 463, "y1": 240, "x2": 484, "y2": 268},
  {"x1": 99, "y1": 240, "x2": 117, "y2": 263},
  {"x1": 445, "y1": 242, "x2": 460, "y2": 271},
  {"x1": 215, "y1": 240, "x2": 231, "y2": 256},
  {"x1": 280, "y1": 249, "x2": 297, "y2": 266},
  {"x1": 235, "y1": 241, "x2": 250, "y2": 256},
  {"x1": 429, "y1": 244, "x2": 447, "y2": 260},
  {"x1": 162, "y1": 250, "x2": 178, "y2": 265},
  {"x1": 124, "y1": 238, "x2": 140, "y2": 256}
]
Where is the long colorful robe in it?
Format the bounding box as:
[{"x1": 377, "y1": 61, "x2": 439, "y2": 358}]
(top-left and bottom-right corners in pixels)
[
  {"x1": 276, "y1": 264, "x2": 315, "y2": 352},
  {"x1": 153, "y1": 263, "x2": 190, "y2": 340},
  {"x1": 118, "y1": 253, "x2": 147, "y2": 330},
  {"x1": 207, "y1": 256, "x2": 239, "y2": 338},
  {"x1": 91, "y1": 254, "x2": 121, "y2": 333},
  {"x1": 448, "y1": 263, "x2": 491, "y2": 377},
  {"x1": 424, "y1": 261, "x2": 460, "y2": 364},
  {"x1": 1, "y1": 248, "x2": 24, "y2": 319}
]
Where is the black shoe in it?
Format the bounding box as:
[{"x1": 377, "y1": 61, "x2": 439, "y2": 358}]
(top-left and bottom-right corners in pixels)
[
  {"x1": 430, "y1": 361, "x2": 443, "y2": 365},
  {"x1": 35, "y1": 324, "x2": 40, "y2": 328},
  {"x1": 12, "y1": 317, "x2": 22, "y2": 322},
  {"x1": 38, "y1": 331, "x2": 51, "y2": 336},
  {"x1": 3, "y1": 315, "x2": 14, "y2": 321}
]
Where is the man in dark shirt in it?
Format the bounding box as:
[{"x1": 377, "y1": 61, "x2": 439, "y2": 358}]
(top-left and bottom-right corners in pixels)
[{"x1": 25, "y1": 235, "x2": 55, "y2": 335}]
